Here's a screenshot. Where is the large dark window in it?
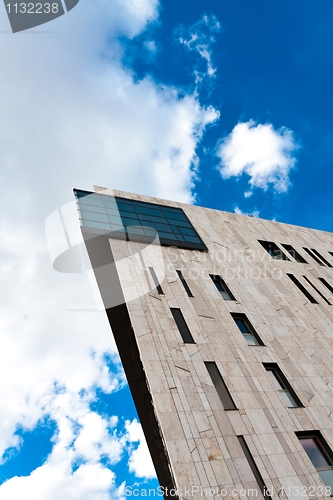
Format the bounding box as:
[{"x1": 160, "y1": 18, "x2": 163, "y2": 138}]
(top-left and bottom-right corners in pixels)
[
  {"x1": 74, "y1": 189, "x2": 207, "y2": 251},
  {"x1": 170, "y1": 308, "x2": 195, "y2": 344},
  {"x1": 204, "y1": 362, "x2": 236, "y2": 410},
  {"x1": 258, "y1": 240, "x2": 289, "y2": 260},
  {"x1": 297, "y1": 432, "x2": 333, "y2": 493},
  {"x1": 281, "y1": 244, "x2": 307, "y2": 263}
]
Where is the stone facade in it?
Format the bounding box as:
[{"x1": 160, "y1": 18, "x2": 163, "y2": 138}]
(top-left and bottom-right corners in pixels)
[{"x1": 87, "y1": 186, "x2": 333, "y2": 500}]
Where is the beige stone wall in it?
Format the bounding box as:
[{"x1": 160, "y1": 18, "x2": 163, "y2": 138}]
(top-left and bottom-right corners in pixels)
[{"x1": 96, "y1": 187, "x2": 333, "y2": 500}]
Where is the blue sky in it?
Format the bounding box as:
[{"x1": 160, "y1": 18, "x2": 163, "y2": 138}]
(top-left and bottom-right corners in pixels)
[{"x1": 0, "y1": 0, "x2": 332, "y2": 498}]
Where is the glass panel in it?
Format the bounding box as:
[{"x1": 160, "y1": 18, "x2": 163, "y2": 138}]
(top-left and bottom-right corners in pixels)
[
  {"x1": 110, "y1": 224, "x2": 125, "y2": 232},
  {"x1": 180, "y1": 227, "x2": 196, "y2": 236},
  {"x1": 318, "y1": 470, "x2": 333, "y2": 491},
  {"x1": 116, "y1": 202, "x2": 134, "y2": 212},
  {"x1": 118, "y1": 210, "x2": 138, "y2": 220},
  {"x1": 169, "y1": 219, "x2": 192, "y2": 228},
  {"x1": 121, "y1": 217, "x2": 141, "y2": 226},
  {"x1": 108, "y1": 215, "x2": 123, "y2": 224},
  {"x1": 78, "y1": 203, "x2": 105, "y2": 214},
  {"x1": 185, "y1": 236, "x2": 201, "y2": 243},
  {"x1": 137, "y1": 214, "x2": 168, "y2": 224},
  {"x1": 221, "y1": 291, "x2": 232, "y2": 300},
  {"x1": 82, "y1": 220, "x2": 111, "y2": 230},
  {"x1": 267, "y1": 370, "x2": 284, "y2": 390},
  {"x1": 300, "y1": 438, "x2": 330, "y2": 468},
  {"x1": 279, "y1": 390, "x2": 298, "y2": 408},
  {"x1": 103, "y1": 200, "x2": 118, "y2": 209},
  {"x1": 214, "y1": 280, "x2": 224, "y2": 293},
  {"x1": 81, "y1": 211, "x2": 108, "y2": 223},
  {"x1": 79, "y1": 198, "x2": 104, "y2": 207},
  {"x1": 134, "y1": 206, "x2": 163, "y2": 216},
  {"x1": 127, "y1": 226, "x2": 146, "y2": 235},
  {"x1": 235, "y1": 319, "x2": 249, "y2": 334},
  {"x1": 105, "y1": 208, "x2": 121, "y2": 216},
  {"x1": 162, "y1": 211, "x2": 188, "y2": 221},
  {"x1": 244, "y1": 334, "x2": 260, "y2": 346},
  {"x1": 158, "y1": 232, "x2": 178, "y2": 240},
  {"x1": 142, "y1": 222, "x2": 173, "y2": 233},
  {"x1": 176, "y1": 234, "x2": 185, "y2": 241},
  {"x1": 143, "y1": 228, "x2": 158, "y2": 237}
]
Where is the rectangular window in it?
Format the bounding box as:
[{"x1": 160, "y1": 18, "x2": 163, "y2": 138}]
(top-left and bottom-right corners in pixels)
[
  {"x1": 303, "y1": 247, "x2": 326, "y2": 266},
  {"x1": 310, "y1": 249, "x2": 333, "y2": 268},
  {"x1": 149, "y1": 267, "x2": 163, "y2": 295},
  {"x1": 264, "y1": 364, "x2": 302, "y2": 408},
  {"x1": 204, "y1": 362, "x2": 236, "y2": 410},
  {"x1": 303, "y1": 276, "x2": 332, "y2": 305},
  {"x1": 231, "y1": 313, "x2": 264, "y2": 346},
  {"x1": 297, "y1": 432, "x2": 333, "y2": 494},
  {"x1": 281, "y1": 244, "x2": 308, "y2": 263},
  {"x1": 74, "y1": 189, "x2": 208, "y2": 251},
  {"x1": 210, "y1": 275, "x2": 235, "y2": 300},
  {"x1": 176, "y1": 270, "x2": 193, "y2": 297},
  {"x1": 170, "y1": 308, "x2": 195, "y2": 344},
  {"x1": 286, "y1": 274, "x2": 318, "y2": 304},
  {"x1": 318, "y1": 278, "x2": 333, "y2": 295},
  {"x1": 237, "y1": 436, "x2": 271, "y2": 499},
  {"x1": 258, "y1": 240, "x2": 289, "y2": 260}
]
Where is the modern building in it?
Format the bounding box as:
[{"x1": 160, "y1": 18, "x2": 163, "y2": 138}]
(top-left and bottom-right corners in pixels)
[{"x1": 74, "y1": 186, "x2": 333, "y2": 500}]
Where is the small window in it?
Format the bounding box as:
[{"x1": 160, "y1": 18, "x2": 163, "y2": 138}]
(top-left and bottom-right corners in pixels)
[
  {"x1": 310, "y1": 249, "x2": 333, "y2": 268},
  {"x1": 286, "y1": 274, "x2": 318, "y2": 304},
  {"x1": 231, "y1": 313, "x2": 264, "y2": 346},
  {"x1": 264, "y1": 364, "x2": 302, "y2": 408},
  {"x1": 176, "y1": 270, "x2": 193, "y2": 297},
  {"x1": 205, "y1": 362, "x2": 236, "y2": 410},
  {"x1": 297, "y1": 432, "x2": 333, "y2": 493},
  {"x1": 170, "y1": 308, "x2": 195, "y2": 344},
  {"x1": 318, "y1": 278, "x2": 333, "y2": 295},
  {"x1": 281, "y1": 244, "x2": 308, "y2": 263},
  {"x1": 237, "y1": 436, "x2": 271, "y2": 499},
  {"x1": 258, "y1": 240, "x2": 289, "y2": 260},
  {"x1": 149, "y1": 267, "x2": 163, "y2": 295},
  {"x1": 303, "y1": 276, "x2": 332, "y2": 306},
  {"x1": 210, "y1": 275, "x2": 235, "y2": 301},
  {"x1": 303, "y1": 248, "x2": 326, "y2": 266}
]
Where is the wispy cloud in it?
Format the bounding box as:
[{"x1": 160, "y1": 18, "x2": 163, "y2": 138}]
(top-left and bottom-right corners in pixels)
[
  {"x1": 178, "y1": 14, "x2": 222, "y2": 85},
  {"x1": 234, "y1": 206, "x2": 260, "y2": 218},
  {"x1": 217, "y1": 120, "x2": 299, "y2": 194}
]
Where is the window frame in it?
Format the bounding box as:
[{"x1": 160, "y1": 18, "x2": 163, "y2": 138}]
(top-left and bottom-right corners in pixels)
[
  {"x1": 296, "y1": 431, "x2": 333, "y2": 495},
  {"x1": 170, "y1": 308, "x2": 195, "y2": 344},
  {"x1": 263, "y1": 363, "x2": 303, "y2": 408},
  {"x1": 210, "y1": 274, "x2": 236, "y2": 301},
  {"x1": 231, "y1": 313, "x2": 264, "y2": 346},
  {"x1": 258, "y1": 240, "x2": 290, "y2": 260},
  {"x1": 281, "y1": 244, "x2": 308, "y2": 263},
  {"x1": 205, "y1": 362, "x2": 237, "y2": 410}
]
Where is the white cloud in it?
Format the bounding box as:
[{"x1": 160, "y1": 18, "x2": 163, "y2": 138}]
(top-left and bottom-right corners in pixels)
[
  {"x1": 234, "y1": 206, "x2": 260, "y2": 218},
  {"x1": 217, "y1": 120, "x2": 299, "y2": 194},
  {"x1": 125, "y1": 420, "x2": 156, "y2": 479},
  {"x1": 0, "y1": 0, "x2": 219, "y2": 495},
  {"x1": 178, "y1": 14, "x2": 221, "y2": 83}
]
